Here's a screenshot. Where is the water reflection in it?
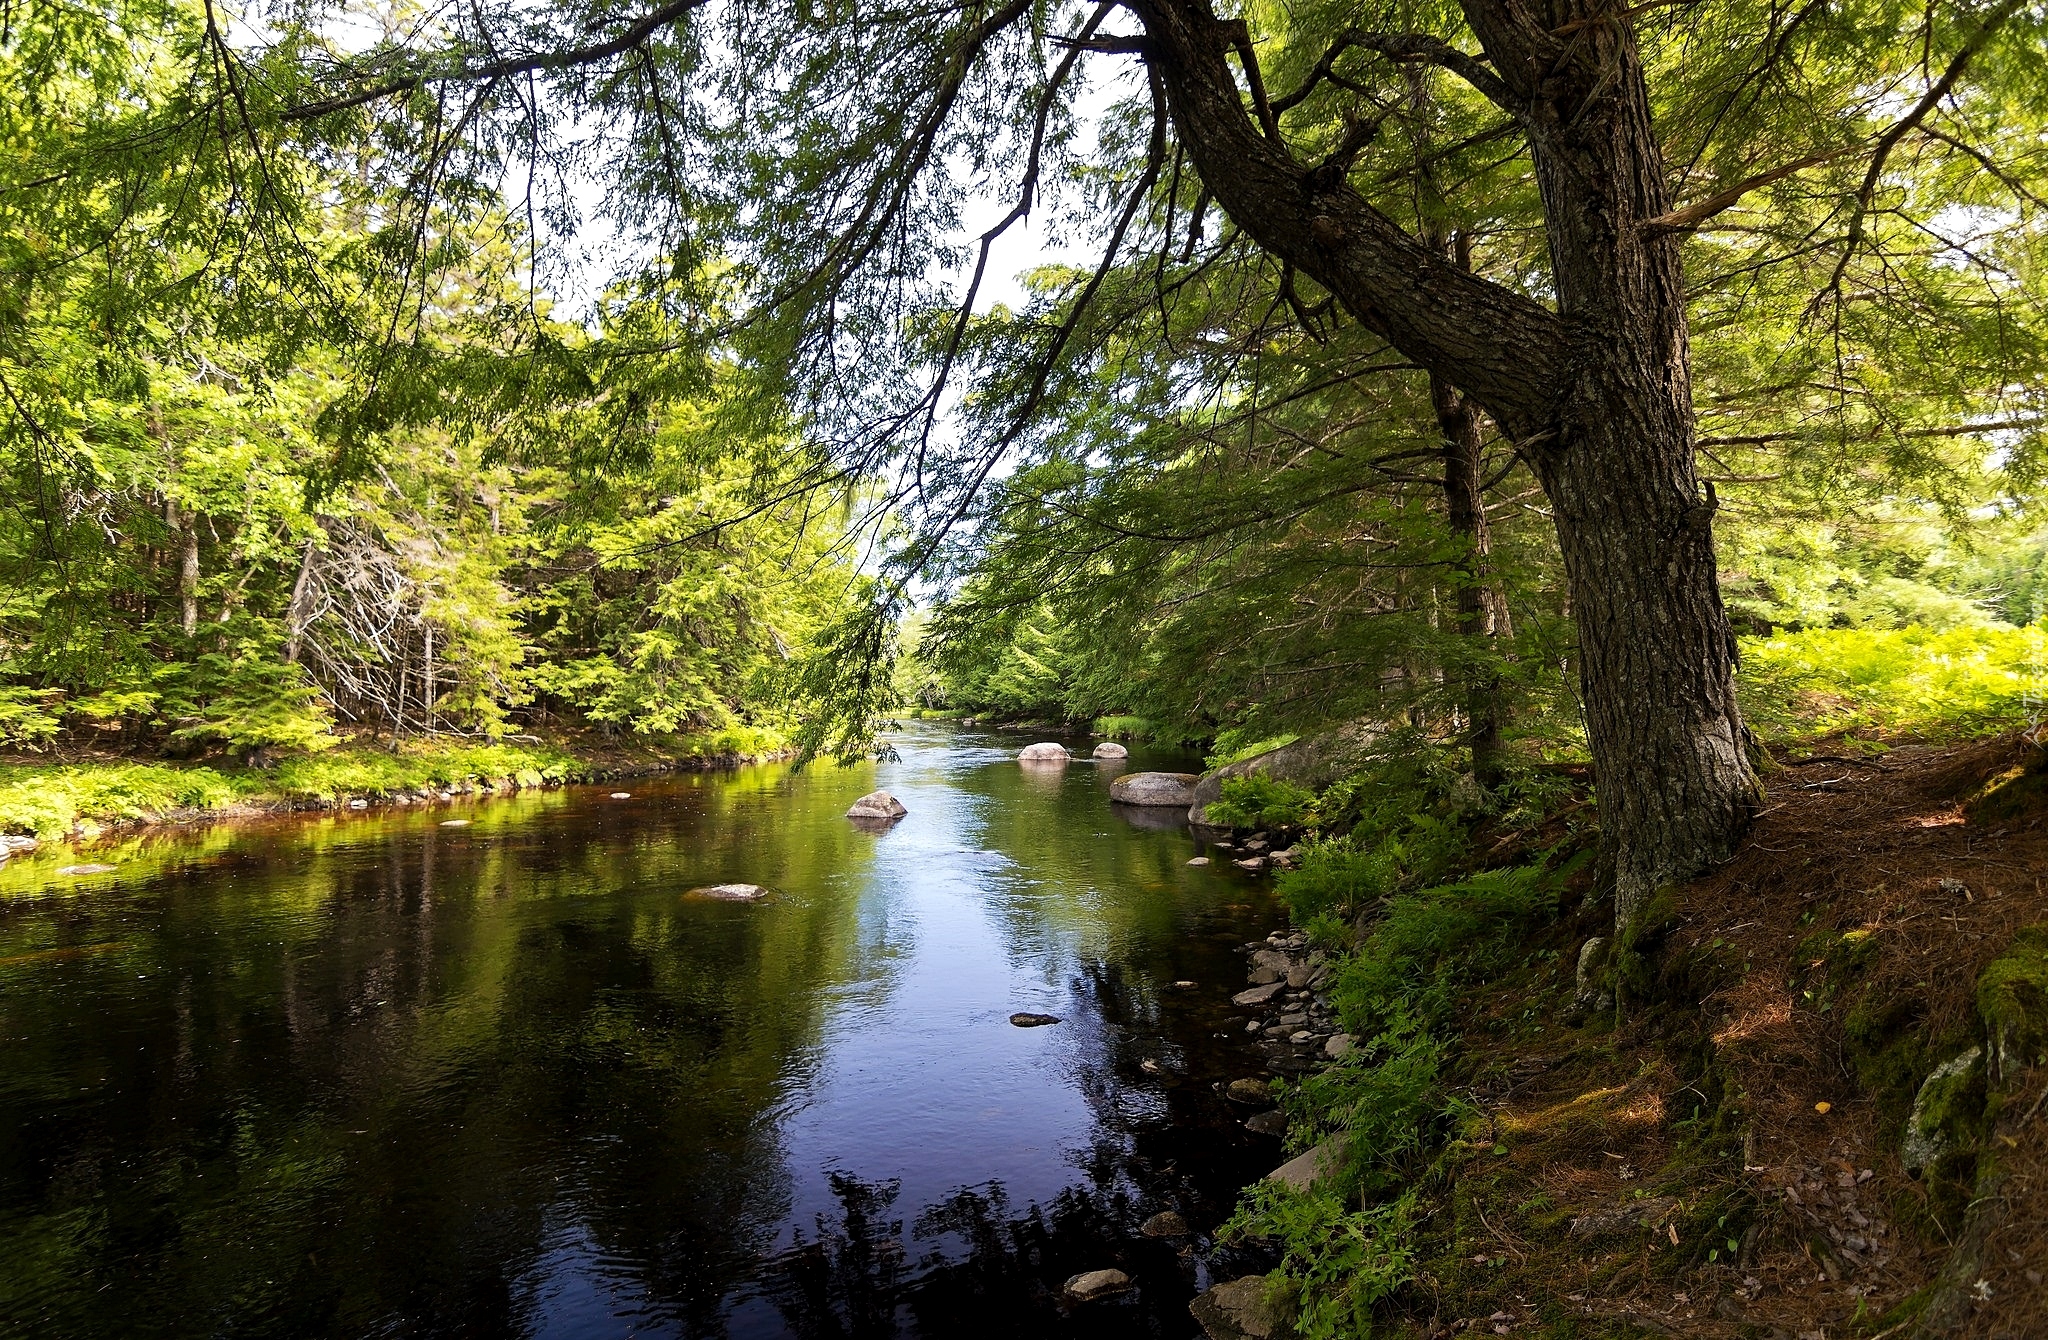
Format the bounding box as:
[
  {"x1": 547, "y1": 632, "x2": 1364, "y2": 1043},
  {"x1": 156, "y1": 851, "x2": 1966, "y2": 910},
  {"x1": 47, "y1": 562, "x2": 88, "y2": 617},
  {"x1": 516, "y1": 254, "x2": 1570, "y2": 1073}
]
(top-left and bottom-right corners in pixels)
[{"x1": 0, "y1": 726, "x2": 1281, "y2": 1337}]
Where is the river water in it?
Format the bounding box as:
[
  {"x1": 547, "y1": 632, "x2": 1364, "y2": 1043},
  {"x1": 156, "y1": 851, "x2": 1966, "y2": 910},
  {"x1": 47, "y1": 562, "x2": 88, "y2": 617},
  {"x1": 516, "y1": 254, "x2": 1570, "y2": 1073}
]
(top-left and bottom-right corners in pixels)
[{"x1": 0, "y1": 726, "x2": 1285, "y2": 1338}]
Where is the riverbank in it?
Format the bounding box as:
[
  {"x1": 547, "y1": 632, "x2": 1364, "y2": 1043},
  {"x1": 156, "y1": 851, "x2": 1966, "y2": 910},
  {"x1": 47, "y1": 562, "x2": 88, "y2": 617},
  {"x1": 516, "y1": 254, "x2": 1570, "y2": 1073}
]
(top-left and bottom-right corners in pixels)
[
  {"x1": 0, "y1": 727, "x2": 791, "y2": 844},
  {"x1": 1190, "y1": 730, "x2": 2048, "y2": 1339}
]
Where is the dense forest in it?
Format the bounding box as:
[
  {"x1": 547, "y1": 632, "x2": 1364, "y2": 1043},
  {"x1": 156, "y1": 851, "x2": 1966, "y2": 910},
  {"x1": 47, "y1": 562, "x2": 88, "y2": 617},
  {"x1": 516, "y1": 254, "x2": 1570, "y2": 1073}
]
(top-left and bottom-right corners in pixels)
[{"x1": 6, "y1": 0, "x2": 2048, "y2": 1333}]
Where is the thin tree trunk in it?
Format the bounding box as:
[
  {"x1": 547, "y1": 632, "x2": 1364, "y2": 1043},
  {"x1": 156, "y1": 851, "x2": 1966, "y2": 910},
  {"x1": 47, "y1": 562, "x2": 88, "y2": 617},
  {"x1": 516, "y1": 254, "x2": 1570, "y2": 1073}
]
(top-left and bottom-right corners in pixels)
[
  {"x1": 284, "y1": 540, "x2": 317, "y2": 665},
  {"x1": 423, "y1": 625, "x2": 436, "y2": 735},
  {"x1": 1431, "y1": 372, "x2": 1506, "y2": 788},
  {"x1": 169, "y1": 500, "x2": 200, "y2": 638}
]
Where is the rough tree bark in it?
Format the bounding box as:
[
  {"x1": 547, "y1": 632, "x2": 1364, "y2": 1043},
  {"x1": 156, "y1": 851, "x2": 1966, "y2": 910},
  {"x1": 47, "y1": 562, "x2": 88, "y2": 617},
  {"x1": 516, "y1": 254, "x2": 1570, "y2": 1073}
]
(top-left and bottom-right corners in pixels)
[{"x1": 1129, "y1": 0, "x2": 1759, "y2": 928}]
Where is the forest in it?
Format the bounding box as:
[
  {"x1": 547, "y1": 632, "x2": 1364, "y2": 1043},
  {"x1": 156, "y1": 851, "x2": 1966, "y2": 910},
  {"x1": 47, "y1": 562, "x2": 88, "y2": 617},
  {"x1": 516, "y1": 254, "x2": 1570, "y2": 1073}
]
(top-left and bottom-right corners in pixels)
[{"x1": 4, "y1": 0, "x2": 2048, "y2": 1334}]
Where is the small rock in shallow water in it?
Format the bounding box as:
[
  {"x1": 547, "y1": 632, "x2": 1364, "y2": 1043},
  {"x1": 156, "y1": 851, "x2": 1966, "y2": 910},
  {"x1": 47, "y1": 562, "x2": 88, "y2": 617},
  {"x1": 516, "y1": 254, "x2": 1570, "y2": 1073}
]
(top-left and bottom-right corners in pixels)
[
  {"x1": 1233, "y1": 857, "x2": 1268, "y2": 873},
  {"x1": 440, "y1": 820, "x2": 471, "y2": 827},
  {"x1": 1141, "y1": 1210, "x2": 1191, "y2": 1237},
  {"x1": 1244, "y1": 1108, "x2": 1288, "y2": 1137},
  {"x1": 1063, "y1": 1268, "x2": 1131, "y2": 1302},
  {"x1": 57, "y1": 864, "x2": 118, "y2": 876},
  {"x1": 845, "y1": 789, "x2": 908, "y2": 820},
  {"x1": 348, "y1": 799, "x2": 369, "y2": 809},
  {"x1": 1186, "y1": 856, "x2": 1210, "y2": 867},
  {"x1": 1226, "y1": 1077, "x2": 1274, "y2": 1106},
  {"x1": 610, "y1": 792, "x2": 632, "y2": 799},
  {"x1": 684, "y1": 883, "x2": 773, "y2": 902},
  {"x1": 1191, "y1": 1276, "x2": 1297, "y2": 1340},
  {"x1": 1231, "y1": 982, "x2": 1286, "y2": 1007},
  {"x1": 1009, "y1": 1012, "x2": 1061, "y2": 1027}
]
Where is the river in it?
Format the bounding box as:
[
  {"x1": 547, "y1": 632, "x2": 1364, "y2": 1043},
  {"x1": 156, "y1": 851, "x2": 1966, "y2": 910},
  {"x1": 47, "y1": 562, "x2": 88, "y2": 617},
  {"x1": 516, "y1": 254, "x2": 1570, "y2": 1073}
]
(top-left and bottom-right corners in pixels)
[{"x1": 0, "y1": 725, "x2": 1286, "y2": 1338}]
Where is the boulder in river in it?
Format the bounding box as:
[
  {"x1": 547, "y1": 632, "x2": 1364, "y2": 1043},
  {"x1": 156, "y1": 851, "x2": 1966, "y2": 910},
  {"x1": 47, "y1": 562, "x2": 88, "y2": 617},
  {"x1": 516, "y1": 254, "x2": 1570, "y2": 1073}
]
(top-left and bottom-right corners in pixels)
[
  {"x1": 1017, "y1": 742, "x2": 1070, "y2": 764},
  {"x1": 1186, "y1": 723, "x2": 1378, "y2": 827},
  {"x1": 1063, "y1": 1268, "x2": 1131, "y2": 1302},
  {"x1": 1190, "y1": 1276, "x2": 1298, "y2": 1340},
  {"x1": 1090, "y1": 741, "x2": 1129, "y2": 759},
  {"x1": 845, "y1": 789, "x2": 908, "y2": 821},
  {"x1": 1108, "y1": 772, "x2": 1200, "y2": 807},
  {"x1": 684, "y1": 883, "x2": 774, "y2": 902},
  {"x1": 1009, "y1": 1011, "x2": 1061, "y2": 1027}
]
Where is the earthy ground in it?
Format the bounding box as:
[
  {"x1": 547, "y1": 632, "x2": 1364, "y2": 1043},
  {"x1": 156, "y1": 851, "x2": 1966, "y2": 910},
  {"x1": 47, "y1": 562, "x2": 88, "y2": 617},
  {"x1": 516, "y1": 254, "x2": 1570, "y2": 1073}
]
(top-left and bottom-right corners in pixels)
[{"x1": 1404, "y1": 733, "x2": 2048, "y2": 1339}]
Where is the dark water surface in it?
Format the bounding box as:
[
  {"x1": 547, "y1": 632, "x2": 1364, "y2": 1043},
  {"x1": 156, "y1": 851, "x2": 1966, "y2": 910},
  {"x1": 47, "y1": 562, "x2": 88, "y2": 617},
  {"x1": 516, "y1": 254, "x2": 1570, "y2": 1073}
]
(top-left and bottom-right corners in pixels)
[{"x1": 0, "y1": 726, "x2": 1285, "y2": 1338}]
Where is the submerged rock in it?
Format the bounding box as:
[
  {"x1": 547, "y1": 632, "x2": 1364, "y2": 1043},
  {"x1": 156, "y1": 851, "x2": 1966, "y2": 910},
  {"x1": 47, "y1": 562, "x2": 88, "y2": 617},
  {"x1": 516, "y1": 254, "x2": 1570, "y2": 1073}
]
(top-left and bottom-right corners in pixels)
[
  {"x1": 845, "y1": 789, "x2": 909, "y2": 820},
  {"x1": 1191, "y1": 1275, "x2": 1297, "y2": 1340},
  {"x1": 1109, "y1": 772, "x2": 1200, "y2": 807},
  {"x1": 56, "y1": 863, "x2": 118, "y2": 876},
  {"x1": 1140, "y1": 1210, "x2": 1190, "y2": 1237},
  {"x1": 684, "y1": 883, "x2": 773, "y2": 902},
  {"x1": 1063, "y1": 1268, "x2": 1131, "y2": 1302},
  {"x1": 1091, "y1": 741, "x2": 1130, "y2": 759},
  {"x1": 1018, "y1": 742, "x2": 1071, "y2": 763},
  {"x1": 1009, "y1": 1012, "x2": 1061, "y2": 1027},
  {"x1": 1226, "y1": 1077, "x2": 1274, "y2": 1106},
  {"x1": 1244, "y1": 1108, "x2": 1288, "y2": 1137}
]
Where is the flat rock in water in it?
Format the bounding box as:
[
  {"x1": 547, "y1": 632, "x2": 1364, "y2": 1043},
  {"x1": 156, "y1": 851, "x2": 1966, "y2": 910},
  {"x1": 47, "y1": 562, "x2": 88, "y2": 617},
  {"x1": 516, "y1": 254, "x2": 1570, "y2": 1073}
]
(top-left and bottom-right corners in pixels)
[
  {"x1": 1234, "y1": 856, "x2": 1269, "y2": 873},
  {"x1": 1232, "y1": 982, "x2": 1286, "y2": 1007},
  {"x1": 57, "y1": 864, "x2": 118, "y2": 876},
  {"x1": 1018, "y1": 742, "x2": 1070, "y2": 763},
  {"x1": 684, "y1": 883, "x2": 773, "y2": 902},
  {"x1": 1090, "y1": 741, "x2": 1129, "y2": 759},
  {"x1": 610, "y1": 792, "x2": 632, "y2": 799},
  {"x1": 1190, "y1": 1276, "x2": 1298, "y2": 1340},
  {"x1": 1140, "y1": 1210, "x2": 1190, "y2": 1237},
  {"x1": 1009, "y1": 1012, "x2": 1061, "y2": 1027},
  {"x1": 1266, "y1": 1136, "x2": 1349, "y2": 1193},
  {"x1": 1108, "y1": 772, "x2": 1201, "y2": 807},
  {"x1": 1063, "y1": 1268, "x2": 1131, "y2": 1302},
  {"x1": 1244, "y1": 1108, "x2": 1288, "y2": 1137},
  {"x1": 440, "y1": 820, "x2": 471, "y2": 827},
  {"x1": 1186, "y1": 856, "x2": 1210, "y2": 867},
  {"x1": 845, "y1": 789, "x2": 909, "y2": 820}
]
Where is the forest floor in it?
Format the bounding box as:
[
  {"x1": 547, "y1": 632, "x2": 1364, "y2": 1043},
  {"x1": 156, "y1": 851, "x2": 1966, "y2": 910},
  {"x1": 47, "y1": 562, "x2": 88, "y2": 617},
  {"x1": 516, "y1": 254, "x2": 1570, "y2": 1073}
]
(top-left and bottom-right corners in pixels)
[
  {"x1": 0, "y1": 727, "x2": 792, "y2": 842},
  {"x1": 1373, "y1": 732, "x2": 2048, "y2": 1339}
]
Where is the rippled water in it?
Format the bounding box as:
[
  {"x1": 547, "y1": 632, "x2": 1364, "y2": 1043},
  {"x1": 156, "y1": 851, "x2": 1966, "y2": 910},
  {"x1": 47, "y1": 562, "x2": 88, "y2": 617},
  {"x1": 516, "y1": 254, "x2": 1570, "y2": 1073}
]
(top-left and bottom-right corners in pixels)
[{"x1": 0, "y1": 726, "x2": 1285, "y2": 1338}]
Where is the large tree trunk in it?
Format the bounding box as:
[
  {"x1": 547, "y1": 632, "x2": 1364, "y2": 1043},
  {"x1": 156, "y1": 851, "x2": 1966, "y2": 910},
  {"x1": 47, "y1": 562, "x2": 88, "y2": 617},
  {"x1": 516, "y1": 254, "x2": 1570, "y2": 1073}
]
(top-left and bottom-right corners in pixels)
[{"x1": 1133, "y1": 0, "x2": 1759, "y2": 928}]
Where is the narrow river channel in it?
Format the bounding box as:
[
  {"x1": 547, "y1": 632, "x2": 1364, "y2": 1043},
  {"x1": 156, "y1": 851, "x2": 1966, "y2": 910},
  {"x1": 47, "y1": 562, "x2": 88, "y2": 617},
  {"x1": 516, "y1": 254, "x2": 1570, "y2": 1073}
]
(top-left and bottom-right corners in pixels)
[{"x1": 0, "y1": 726, "x2": 1286, "y2": 1338}]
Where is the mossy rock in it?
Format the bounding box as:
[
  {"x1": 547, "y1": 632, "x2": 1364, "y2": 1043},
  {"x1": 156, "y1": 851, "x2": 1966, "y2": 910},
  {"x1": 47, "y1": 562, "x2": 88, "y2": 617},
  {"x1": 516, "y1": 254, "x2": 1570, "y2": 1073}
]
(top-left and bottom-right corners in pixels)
[
  {"x1": 1901, "y1": 1046, "x2": 1983, "y2": 1176},
  {"x1": 1975, "y1": 924, "x2": 2048, "y2": 1083},
  {"x1": 1963, "y1": 743, "x2": 2048, "y2": 825}
]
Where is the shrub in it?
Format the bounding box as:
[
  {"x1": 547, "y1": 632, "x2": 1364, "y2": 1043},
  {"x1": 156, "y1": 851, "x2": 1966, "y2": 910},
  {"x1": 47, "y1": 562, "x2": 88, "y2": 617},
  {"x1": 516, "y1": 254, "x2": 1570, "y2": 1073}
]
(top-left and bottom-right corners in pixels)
[
  {"x1": 1739, "y1": 622, "x2": 2048, "y2": 744},
  {"x1": 1205, "y1": 773, "x2": 1318, "y2": 829}
]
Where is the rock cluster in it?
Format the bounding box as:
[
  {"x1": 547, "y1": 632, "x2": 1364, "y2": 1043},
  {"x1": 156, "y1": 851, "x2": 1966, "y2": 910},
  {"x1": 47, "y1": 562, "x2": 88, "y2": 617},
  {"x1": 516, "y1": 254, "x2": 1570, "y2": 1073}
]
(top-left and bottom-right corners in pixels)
[
  {"x1": 1200, "y1": 829, "x2": 1300, "y2": 875},
  {"x1": 1226, "y1": 929, "x2": 1346, "y2": 1088}
]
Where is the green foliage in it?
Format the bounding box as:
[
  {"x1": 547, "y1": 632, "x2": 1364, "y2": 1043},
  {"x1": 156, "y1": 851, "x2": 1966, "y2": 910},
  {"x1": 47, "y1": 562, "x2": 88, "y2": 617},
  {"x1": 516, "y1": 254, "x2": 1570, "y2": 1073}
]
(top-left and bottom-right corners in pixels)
[
  {"x1": 1223, "y1": 1189, "x2": 1418, "y2": 1340},
  {"x1": 1276, "y1": 814, "x2": 1471, "y2": 924},
  {"x1": 1205, "y1": 774, "x2": 1317, "y2": 830},
  {"x1": 0, "y1": 764, "x2": 243, "y2": 840},
  {"x1": 1739, "y1": 623, "x2": 2048, "y2": 744}
]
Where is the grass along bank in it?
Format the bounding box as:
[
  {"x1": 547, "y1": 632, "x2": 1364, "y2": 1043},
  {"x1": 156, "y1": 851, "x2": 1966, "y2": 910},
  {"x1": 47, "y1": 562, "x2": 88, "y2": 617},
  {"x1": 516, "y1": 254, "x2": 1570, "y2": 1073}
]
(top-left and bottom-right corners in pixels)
[{"x1": 0, "y1": 726, "x2": 789, "y2": 843}]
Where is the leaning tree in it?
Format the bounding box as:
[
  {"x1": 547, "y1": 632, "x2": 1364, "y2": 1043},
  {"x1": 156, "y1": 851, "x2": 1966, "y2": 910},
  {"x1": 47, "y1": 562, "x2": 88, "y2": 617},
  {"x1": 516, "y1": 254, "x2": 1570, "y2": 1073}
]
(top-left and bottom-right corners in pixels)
[{"x1": 26, "y1": 0, "x2": 2048, "y2": 928}]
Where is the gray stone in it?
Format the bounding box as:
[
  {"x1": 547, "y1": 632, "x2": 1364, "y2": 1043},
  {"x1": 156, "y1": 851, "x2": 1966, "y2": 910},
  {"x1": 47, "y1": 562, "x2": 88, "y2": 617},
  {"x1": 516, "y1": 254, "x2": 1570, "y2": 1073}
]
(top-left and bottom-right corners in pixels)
[
  {"x1": 1276, "y1": 1012, "x2": 1308, "y2": 1028},
  {"x1": 1063, "y1": 1268, "x2": 1131, "y2": 1302},
  {"x1": 1018, "y1": 742, "x2": 1070, "y2": 763},
  {"x1": 1233, "y1": 857, "x2": 1268, "y2": 873},
  {"x1": 1266, "y1": 1136, "x2": 1349, "y2": 1193},
  {"x1": 56, "y1": 863, "x2": 118, "y2": 876},
  {"x1": 0, "y1": 834, "x2": 38, "y2": 858},
  {"x1": 439, "y1": 819, "x2": 471, "y2": 827},
  {"x1": 845, "y1": 789, "x2": 908, "y2": 820},
  {"x1": 348, "y1": 798, "x2": 369, "y2": 809},
  {"x1": 1140, "y1": 1210, "x2": 1190, "y2": 1237},
  {"x1": 1186, "y1": 856, "x2": 1211, "y2": 867},
  {"x1": 610, "y1": 791, "x2": 632, "y2": 799},
  {"x1": 1009, "y1": 1012, "x2": 1061, "y2": 1027},
  {"x1": 1190, "y1": 1276, "x2": 1297, "y2": 1340},
  {"x1": 1903, "y1": 1046, "x2": 1982, "y2": 1173},
  {"x1": 684, "y1": 883, "x2": 773, "y2": 902},
  {"x1": 1324, "y1": 1034, "x2": 1356, "y2": 1060},
  {"x1": 1570, "y1": 936, "x2": 1613, "y2": 1015},
  {"x1": 1247, "y1": 964, "x2": 1282, "y2": 986},
  {"x1": 1232, "y1": 982, "x2": 1286, "y2": 1007},
  {"x1": 1250, "y1": 949, "x2": 1291, "y2": 976},
  {"x1": 1109, "y1": 771, "x2": 1201, "y2": 807},
  {"x1": 1091, "y1": 741, "x2": 1129, "y2": 759}
]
